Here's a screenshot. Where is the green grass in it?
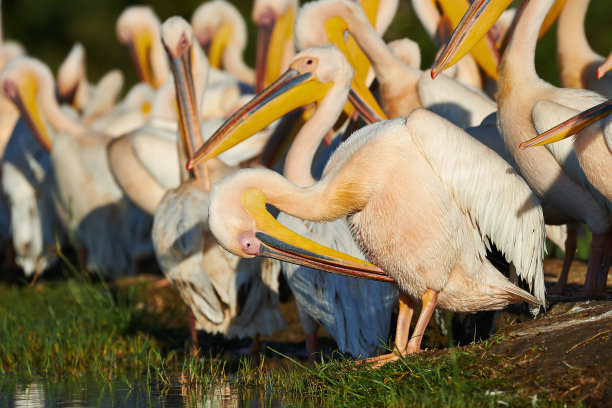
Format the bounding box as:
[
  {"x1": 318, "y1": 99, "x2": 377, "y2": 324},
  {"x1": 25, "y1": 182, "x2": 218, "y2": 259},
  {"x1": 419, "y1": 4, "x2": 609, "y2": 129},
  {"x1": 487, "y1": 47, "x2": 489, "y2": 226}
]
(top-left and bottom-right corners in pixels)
[{"x1": 0, "y1": 279, "x2": 566, "y2": 406}]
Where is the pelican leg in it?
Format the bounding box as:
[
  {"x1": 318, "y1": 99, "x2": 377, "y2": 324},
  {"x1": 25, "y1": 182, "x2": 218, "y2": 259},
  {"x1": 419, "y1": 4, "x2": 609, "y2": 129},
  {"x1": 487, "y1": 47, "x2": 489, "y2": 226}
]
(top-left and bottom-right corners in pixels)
[
  {"x1": 596, "y1": 230, "x2": 612, "y2": 294},
  {"x1": 405, "y1": 289, "x2": 438, "y2": 354},
  {"x1": 305, "y1": 332, "x2": 319, "y2": 366},
  {"x1": 359, "y1": 292, "x2": 415, "y2": 367},
  {"x1": 549, "y1": 224, "x2": 578, "y2": 295},
  {"x1": 188, "y1": 307, "x2": 199, "y2": 356},
  {"x1": 251, "y1": 333, "x2": 262, "y2": 364},
  {"x1": 579, "y1": 233, "x2": 606, "y2": 297}
]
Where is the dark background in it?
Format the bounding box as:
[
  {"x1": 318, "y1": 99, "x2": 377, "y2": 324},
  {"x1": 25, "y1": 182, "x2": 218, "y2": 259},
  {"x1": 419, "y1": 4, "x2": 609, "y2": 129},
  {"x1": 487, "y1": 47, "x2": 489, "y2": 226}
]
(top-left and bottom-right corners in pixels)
[{"x1": 3, "y1": 0, "x2": 611, "y2": 92}]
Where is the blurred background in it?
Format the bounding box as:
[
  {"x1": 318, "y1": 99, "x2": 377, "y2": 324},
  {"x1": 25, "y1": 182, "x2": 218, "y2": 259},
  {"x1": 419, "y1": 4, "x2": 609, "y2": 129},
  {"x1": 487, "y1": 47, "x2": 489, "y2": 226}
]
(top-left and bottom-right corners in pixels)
[{"x1": 3, "y1": 0, "x2": 612, "y2": 92}]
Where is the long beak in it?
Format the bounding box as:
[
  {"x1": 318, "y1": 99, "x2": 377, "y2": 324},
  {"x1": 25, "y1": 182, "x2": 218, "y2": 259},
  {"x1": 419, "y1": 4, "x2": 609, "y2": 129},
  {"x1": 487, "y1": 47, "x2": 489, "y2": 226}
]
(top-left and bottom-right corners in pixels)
[
  {"x1": 242, "y1": 188, "x2": 394, "y2": 282},
  {"x1": 2, "y1": 73, "x2": 53, "y2": 150},
  {"x1": 519, "y1": 100, "x2": 612, "y2": 149},
  {"x1": 538, "y1": 0, "x2": 566, "y2": 40},
  {"x1": 256, "y1": 7, "x2": 295, "y2": 93},
  {"x1": 187, "y1": 68, "x2": 332, "y2": 169},
  {"x1": 165, "y1": 36, "x2": 210, "y2": 190},
  {"x1": 207, "y1": 23, "x2": 232, "y2": 69},
  {"x1": 324, "y1": 18, "x2": 388, "y2": 121},
  {"x1": 597, "y1": 51, "x2": 612, "y2": 80},
  {"x1": 435, "y1": 0, "x2": 500, "y2": 80},
  {"x1": 129, "y1": 28, "x2": 157, "y2": 88},
  {"x1": 432, "y1": 0, "x2": 512, "y2": 79}
]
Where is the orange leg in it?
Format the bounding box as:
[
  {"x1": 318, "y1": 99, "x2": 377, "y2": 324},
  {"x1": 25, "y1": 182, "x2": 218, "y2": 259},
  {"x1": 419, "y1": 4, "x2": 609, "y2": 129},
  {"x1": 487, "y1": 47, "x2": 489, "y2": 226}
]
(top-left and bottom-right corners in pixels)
[
  {"x1": 188, "y1": 308, "x2": 199, "y2": 357},
  {"x1": 579, "y1": 233, "x2": 606, "y2": 297},
  {"x1": 549, "y1": 224, "x2": 578, "y2": 294},
  {"x1": 362, "y1": 290, "x2": 438, "y2": 368}
]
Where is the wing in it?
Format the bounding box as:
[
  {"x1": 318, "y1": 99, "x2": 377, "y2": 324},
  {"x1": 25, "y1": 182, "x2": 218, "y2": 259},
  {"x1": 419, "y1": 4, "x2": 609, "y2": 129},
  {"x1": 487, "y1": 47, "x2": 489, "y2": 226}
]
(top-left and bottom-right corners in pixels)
[
  {"x1": 532, "y1": 100, "x2": 612, "y2": 212},
  {"x1": 406, "y1": 109, "x2": 546, "y2": 304}
]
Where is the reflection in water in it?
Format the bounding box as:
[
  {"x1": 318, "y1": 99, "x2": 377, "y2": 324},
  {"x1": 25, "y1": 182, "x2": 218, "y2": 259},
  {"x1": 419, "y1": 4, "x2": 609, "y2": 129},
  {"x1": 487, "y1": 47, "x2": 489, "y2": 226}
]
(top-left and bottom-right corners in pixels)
[
  {"x1": 1, "y1": 376, "x2": 287, "y2": 407},
  {"x1": 13, "y1": 381, "x2": 45, "y2": 408}
]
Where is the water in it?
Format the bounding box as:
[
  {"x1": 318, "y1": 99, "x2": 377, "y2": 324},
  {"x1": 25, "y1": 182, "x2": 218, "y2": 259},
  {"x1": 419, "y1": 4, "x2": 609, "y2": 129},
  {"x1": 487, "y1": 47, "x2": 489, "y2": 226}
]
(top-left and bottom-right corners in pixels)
[{"x1": 0, "y1": 375, "x2": 286, "y2": 407}]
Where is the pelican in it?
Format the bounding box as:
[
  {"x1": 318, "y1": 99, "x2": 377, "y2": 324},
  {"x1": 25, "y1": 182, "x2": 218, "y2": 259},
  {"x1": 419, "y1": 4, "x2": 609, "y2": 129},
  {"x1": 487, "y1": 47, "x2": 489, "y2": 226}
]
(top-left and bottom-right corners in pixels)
[
  {"x1": 410, "y1": 0, "x2": 483, "y2": 89},
  {"x1": 116, "y1": 5, "x2": 169, "y2": 89},
  {"x1": 1, "y1": 57, "x2": 153, "y2": 279},
  {"x1": 153, "y1": 16, "x2": 286, "y2": 350},
  {"x1": 0, "y1": 118, "x2": 65, "y2": 278},
  {"x1": 557, "y1": 0, "x2": 612, "y2": 98},
  {"x1": 189, "y1": 45, "x2": 397, "y2": 361},
  {"x1": 194, "y1": 109, "x2": 545, "y2": 366},
  {"x1": 296, "y1": 0, "x2": 496, "y2": 128},
  {"x1": 520, "y1": 99, "x2": 612, "y2": 293},
  {"x1": 56, "y1": 43, "x2": 124, "y2": 121},
  {"x1": 431, "y1": 0, "x2": 612, "y2": 297},
  {"x1": 252, "y1": 0, "x2": 298, "y2": 91},
  {"x1": 191, "y1": 0, "x2": 255, "y2": 86}
]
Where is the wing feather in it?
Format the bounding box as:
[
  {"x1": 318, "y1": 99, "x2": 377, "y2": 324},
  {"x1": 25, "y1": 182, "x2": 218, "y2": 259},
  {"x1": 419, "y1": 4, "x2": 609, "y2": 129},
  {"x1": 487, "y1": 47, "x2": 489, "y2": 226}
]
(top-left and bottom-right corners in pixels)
[{"x1": 406, "y1": 110, "x2": 546, "y2": 304}]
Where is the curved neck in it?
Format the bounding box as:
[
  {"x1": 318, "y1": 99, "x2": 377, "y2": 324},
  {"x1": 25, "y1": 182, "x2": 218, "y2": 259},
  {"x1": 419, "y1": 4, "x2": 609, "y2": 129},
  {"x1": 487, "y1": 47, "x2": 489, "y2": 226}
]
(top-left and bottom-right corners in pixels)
[
  {"x1": 38, "y1": 73, "x2": 87, "y2": 136},
  {"x1": 557, "y1": 0, "x2": 599, "y2": 85},
  {"x1": 411, "y1": 0, "x2": 441, "y2": 46},
  {"x1": 283, "y1": 79, "x2": 349, "y2": 187},
  {"x1": 335, "y1": 1, "x2": 411, "y2": 83},
  {"x1": 501, "y1": 0, "x2": 554, "y2": 88}
]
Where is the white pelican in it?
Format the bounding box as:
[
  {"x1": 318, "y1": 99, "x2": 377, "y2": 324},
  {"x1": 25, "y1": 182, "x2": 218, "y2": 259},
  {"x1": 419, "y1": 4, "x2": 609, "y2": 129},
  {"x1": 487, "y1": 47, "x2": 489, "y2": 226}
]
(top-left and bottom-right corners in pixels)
[
  {"x1": 56, "y1": 43, "x2": 124, "y2": 120},
  {"x1": 116, "y1": 5, "x2": 169, "y2": 89},
  {"x1": 1, "y1": 57, "x2": 153, "y2": 279},
  {"x1": 557, "y1": 0, "x2": 612, "y2": 98},
  {"x1": 252, "y1": 0, "x2": 298, "y2": 91},
  {"x1": 0, "y1": 118, "x2": 65, "y2": 277},
  {"x1": 431, "y1": 0, "x2": 612, "y2": 297},
  {"x1": 189, "y1": 45, "x2": 397, "y2": 361},
  {"x1": 520, "y1": 99, "x2": 612, "y2": 293},
  {"x1": 194, "y1": 109, "x2": 546, "y2": 366},
  {"x1": 191, "y1": 0, "x2": 255, "y2": 86},
  {"x1": 153, "y1": 16, "x2": 286, "y2": 350},
  {"x1": 296, "y1": 0, "x2": 497, "y2": 128}
]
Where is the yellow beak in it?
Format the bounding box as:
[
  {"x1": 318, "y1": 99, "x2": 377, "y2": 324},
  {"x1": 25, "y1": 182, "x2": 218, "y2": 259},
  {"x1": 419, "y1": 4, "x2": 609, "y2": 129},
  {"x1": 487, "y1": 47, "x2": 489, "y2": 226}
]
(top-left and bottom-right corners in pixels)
[
  {"x1": 3, "y1": 72, "x2": 53, "y2": 150},
  {"x1": 435, "y1": 0, "x2": 500, "y2": 80},
  {"x1": 129, "y1": 28, "x2": 159, "y2": 88},
  {"x1": 432, "y1": 0, "x2": 512, "y2": 79},
  {"x1": 432, "y1": 0, "x2": 565, "y2": 79},
  {"x1": 519, "y1": 100, "x2": 612, "y2": 149},
  {"x1": 255, "y1": 7, "x2": 296, "y2": 93},
  {"x1": 207, "y1": 23, "x2": 232, "y2": 69},
  {"x1": 241, "y1": 188, "x2": 394, "y2": 282},
  {"x1": 187, "y1": 67, "x2": 332, "y2": 169},
  {"x1": 538, "y1": 0, "x2": 566, "y2": 40},
  {"x1": 163, "y1": 34, "x2": 210, "y2": 190},
  {"x1": 324, "y1": 17, "x2": 388, "y2": 122}
]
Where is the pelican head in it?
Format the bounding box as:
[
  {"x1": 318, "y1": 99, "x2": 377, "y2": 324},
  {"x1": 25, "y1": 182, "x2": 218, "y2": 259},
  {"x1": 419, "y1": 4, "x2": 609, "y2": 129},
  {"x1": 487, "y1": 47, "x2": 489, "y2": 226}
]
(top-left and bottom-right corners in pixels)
[
  {"x1": 191, "y1": 0, "x2": 247, "y2": 69},
  {"x1": 116, "y1": 6, "x2": 167, "y2": 88},
  {"x1": 1, "y1": 57, "x2": 55, "y2": 150},
  {"x1": 208, "y1": 168, "x2": 393, "y2": 282},
  {"x1": 187, "y1": 46, "x2": 382, "y2": 169},
  {"x1": 295, "y1": 0, "x2": 388, "y2": 119},
  {"x1": 253, "y1": 0, "x2": 298, "y2": 92}
]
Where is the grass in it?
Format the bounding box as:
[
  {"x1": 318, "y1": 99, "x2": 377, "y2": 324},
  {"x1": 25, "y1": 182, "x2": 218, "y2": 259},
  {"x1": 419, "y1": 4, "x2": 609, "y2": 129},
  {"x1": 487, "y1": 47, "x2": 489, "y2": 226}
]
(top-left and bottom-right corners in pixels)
[{"x1": 0, "y1": 277, "x2": 575, "y2": 407}]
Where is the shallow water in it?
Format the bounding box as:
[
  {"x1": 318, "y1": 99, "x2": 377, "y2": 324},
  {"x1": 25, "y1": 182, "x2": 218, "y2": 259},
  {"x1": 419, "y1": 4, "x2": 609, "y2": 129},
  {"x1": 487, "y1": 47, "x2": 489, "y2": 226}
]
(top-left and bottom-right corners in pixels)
[{"x1": 0, "y1": 375, "x2": 286, "y2": 407}]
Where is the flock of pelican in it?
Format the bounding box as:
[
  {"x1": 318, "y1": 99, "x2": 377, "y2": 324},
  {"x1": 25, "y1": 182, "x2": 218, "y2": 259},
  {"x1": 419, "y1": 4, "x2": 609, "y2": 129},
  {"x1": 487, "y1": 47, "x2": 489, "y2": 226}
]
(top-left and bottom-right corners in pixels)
[{"x1": 0, "y1": 0, "x2": 610, "y2": 365}]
